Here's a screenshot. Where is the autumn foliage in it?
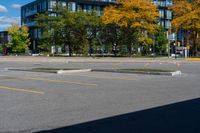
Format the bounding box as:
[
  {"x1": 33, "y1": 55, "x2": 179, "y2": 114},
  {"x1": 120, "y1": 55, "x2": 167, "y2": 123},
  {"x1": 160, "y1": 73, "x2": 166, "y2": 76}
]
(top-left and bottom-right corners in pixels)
[
  {"x1": 101, "y1": 0, "x2": 160, "y2": 56},
  {"x1": 102, "y1": 0, "x2": 159, "y2": 33},
  {"x1": 171, "y1": 0, "x2": 200, "y2": 56}
]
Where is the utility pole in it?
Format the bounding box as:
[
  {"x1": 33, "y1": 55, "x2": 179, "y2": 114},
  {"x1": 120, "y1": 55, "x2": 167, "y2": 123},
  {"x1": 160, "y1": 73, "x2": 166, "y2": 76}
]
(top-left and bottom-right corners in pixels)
[
  {"x1": 174, "y1": 32, "x2": 177, "y2": 59},
  {"x1": 167, "y1": 30, "x2": 171, "y2": 58}
]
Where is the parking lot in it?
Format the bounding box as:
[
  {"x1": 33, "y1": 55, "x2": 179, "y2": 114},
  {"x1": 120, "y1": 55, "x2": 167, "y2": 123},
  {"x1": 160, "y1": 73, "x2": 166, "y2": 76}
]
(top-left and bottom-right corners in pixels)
[{"x1": 0, "y1": 58, "x2": 200, "y2": 133}]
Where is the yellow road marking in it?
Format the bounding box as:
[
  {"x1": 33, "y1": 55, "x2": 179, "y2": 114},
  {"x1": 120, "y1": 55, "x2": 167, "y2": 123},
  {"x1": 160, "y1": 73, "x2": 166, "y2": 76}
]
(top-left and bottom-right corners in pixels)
[
  {"x1": 0, "y1": 79, "x2": 15, "y2": 82},
  {"x1": 176, "y1": 63, "x2": 181, "y2": 68},
  {"x1": 63, "y1": 74, "x2": 138, "y2": 81},
  {"x1": 0, "y1": 75, "x2": 97, "y2": 86},
  {"x1": 112, "y1": 62, "x2": 122, "y2": 68},
  {"x1": 144, "y1": 63, "x2": 150, "y2": 67},
  {"x1": 0, "y1": 85, "x2": 45, "y2": 94},
  {"x1": 21, "y1": 76, "x2": 98, "y2": 87}
]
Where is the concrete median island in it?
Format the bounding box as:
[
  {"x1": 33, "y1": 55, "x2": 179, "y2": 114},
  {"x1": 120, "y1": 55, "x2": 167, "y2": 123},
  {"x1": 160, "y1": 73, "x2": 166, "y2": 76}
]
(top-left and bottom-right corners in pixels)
[
  {"x1": 8, "y1": 68, "x2": 91, "y2": 74},
  {"x1": 92, "y1": 68, "x2": 182, "y2": 76},
  {"x1": 8, "y1": 67, "x2": 181, "y2": 76}
]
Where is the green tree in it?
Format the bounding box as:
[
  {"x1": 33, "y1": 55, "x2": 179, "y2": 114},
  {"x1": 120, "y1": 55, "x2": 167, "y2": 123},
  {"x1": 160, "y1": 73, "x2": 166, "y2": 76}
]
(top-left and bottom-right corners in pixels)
[
  {"x1": 36, "y1": 12, "x2": 63, "y2": 53},
  {"x1": 36, "y1": 6, "x2": 101, "y2": 56},
  {"x1": 98, "y1": 24, "x2": 120, "y2": 56},
  {"x1": 0, "y1": 44, "x2": 3, "y2": 54},
  {"x1": 154, "y1": 27, "x2": 167, "y2": 55},
  {"x1": 83, "y1": 11, "x2": 101, "y2": 56},
  {"x1": 7, "y1": 24, "x2": 30, "y2": 54}
]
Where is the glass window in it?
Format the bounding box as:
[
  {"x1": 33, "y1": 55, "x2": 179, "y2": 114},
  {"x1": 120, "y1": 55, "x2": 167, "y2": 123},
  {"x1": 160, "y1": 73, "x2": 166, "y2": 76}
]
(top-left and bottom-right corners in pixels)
[
  {"x1": 42, "y1": 0, "x2": 47, "y2": 11},
  {"x1": 62, "y1": 2, "x2": 66, "y2": 7},
  {"x1": 49, "y1": 13, "x2": 57, "y2": 16},
  {"x1": 77, "y1": 4, "x2": 82, "y2": 11},
  {"x1": 165, "y1": 20, "x2": 171, "y2": 29},
  {"x1": 87, "y1": 5, "x2": 92, "y2": 11},
  {"x1": 83, "y1": 5, "x2": 87, "y2": 12},
  {"x1": 166, "y1": 10, "x2": 172, "y2": 19},
  {"x1": 49, "y1": 0, "x2": 56, "y2": 8},
  {"x1": 68, "y1": 2, "x2": 76, "y2": 11},
  {"x1": 38, "y1": 28, "x2": 42, "y2": 39},
  {"x1": 159, "y1": 20, "x2": 164, "y2": 27},
  {"x1": 159, "y1": 9, "x2": 164, "y2": 18}
]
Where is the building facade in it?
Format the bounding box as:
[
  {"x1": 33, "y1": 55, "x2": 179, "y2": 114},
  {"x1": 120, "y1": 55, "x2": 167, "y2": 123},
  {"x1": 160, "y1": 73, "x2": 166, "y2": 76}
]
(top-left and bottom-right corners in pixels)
[
  {"x1": 0, "y1": 31, "x2": 10, "y2": 55},
  {"x1": 21, "y1": 0, "x2": 116, "y2": 52},
  {"x1": 153, "y1": 0, "x2": 173, "y2": 30},
  {"x1": 21, "y1": 0, "x2": 173, "y2": 53},
  {"x1": 0, "y1": 31, "x2": 10, "y2": 45}
]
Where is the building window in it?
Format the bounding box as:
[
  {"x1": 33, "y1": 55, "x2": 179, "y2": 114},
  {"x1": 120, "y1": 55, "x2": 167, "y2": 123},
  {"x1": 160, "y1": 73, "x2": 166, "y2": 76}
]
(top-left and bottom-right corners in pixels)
[
  {"x1": 34, "y1": 29, "x2": 37, "y2": 38},
  {"x1": 159, "y1": 9, "x2": 164, "y2": 18},
  {"x1": 77, "y1": 4, "x2": 82, "y2": 11},
  {"x1": 153, "y1": 0, "x2": 172, "y2": 7},
  {"x1": 94, "y1": 6, "x2": 101, "y2": 16},
  {"x1": 42, "y1": 0, "x2": 47, "y2": 11},
  {"x1": 62, "y1": 2, "x2": 67, "y2": 7},
  {"x1": 159, "y1": 20, "x2": 164, "y2": 27},
  {"x1": 165, "y1": 20, "x2": 171, "y2": 29},
  {"x1": 49, "y1": 13, "x2": 57, "y2": 16},
  {"x1": 49, "y1": 0, "x2": 56, "y2": 9},
  {"x1": 38, "y1": 28, "x2": 42, "y2": 39},
  {"x1": 87, "y1": 5, "x2": 92, "y2": 12},
  {"x1": 68, "y1": 2, "x2": 76, "y2": 11},
  {"x1": 166, "y1": 10, "x2": 172, "y2": 19}
]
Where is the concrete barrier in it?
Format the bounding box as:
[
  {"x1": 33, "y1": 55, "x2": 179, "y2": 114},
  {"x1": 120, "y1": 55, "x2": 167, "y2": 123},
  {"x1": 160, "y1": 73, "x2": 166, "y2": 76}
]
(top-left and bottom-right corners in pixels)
[{"x1": 57, "y1": 69, "x2": 91, "y2": 74}]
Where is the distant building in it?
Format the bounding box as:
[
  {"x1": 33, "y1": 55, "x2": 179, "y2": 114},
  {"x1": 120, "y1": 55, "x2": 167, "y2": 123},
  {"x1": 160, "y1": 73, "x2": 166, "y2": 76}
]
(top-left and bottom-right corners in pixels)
[
  {"x1": 0, "y1": 31, "x2": 10, "y2": 44},
  {"x1": 21, "y1": 0, "x2": 173, "y2": 53},
  {"x1": 0, "y1": 31, "x2": 10, "y2": 55},
  {"x1": 21, "y1": 0, "x2": 116, "y2": 53},
  {"x1": 153, "y1": 0, "x2": 173, "y2": 30}
]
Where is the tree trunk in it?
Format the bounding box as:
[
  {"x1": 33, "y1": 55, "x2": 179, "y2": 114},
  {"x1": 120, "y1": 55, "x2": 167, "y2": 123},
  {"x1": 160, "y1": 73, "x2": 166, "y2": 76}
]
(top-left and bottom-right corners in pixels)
[
  {"x1": 193, "y1": 31, "x2": 198, "y2": 56},
  {"x1": 89, "y1": 39, "x2": 92, "y2": 57},
  {"x1": 69, "y1": 44, "x2": 72, "y2": 57},
  {"x1": 128, "y1": 44, "x2": 132, "y2": 57}
]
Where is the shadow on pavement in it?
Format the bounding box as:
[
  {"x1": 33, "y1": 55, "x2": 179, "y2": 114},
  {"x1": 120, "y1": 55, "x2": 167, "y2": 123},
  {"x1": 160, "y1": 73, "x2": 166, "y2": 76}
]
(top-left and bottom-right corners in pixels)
[{"x1": 38, "y1": 98, "x2": 200, "y2": 133}]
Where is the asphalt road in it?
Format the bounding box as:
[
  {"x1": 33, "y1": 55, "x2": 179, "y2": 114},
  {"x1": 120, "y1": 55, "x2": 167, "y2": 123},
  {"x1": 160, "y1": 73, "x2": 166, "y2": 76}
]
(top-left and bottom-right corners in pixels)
[{"x1": 0, "y1": 57, "x2": 200, "y2": 133}]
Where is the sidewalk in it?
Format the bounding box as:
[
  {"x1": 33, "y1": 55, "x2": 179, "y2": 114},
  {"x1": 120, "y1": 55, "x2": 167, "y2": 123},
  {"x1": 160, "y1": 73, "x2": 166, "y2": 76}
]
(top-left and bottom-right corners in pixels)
[{"x1": 0, "y1": 56, "x2": 199, "y2": 63}]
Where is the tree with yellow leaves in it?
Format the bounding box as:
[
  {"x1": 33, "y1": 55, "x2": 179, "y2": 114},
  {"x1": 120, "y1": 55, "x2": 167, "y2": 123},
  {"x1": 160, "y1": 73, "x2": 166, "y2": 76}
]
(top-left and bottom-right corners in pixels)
[
  {"x1": 171, "y1": 0, "x2": 200, "y2": 56},
  {"x1": 7, "y1": 24, "x2": 30, "y2": 54},
  {"x1": 101, "y1": 0, "x2": 159, "y2": 55},
  {"x1": 102, "y1": 0, "x2": 159, "y2": 32}
]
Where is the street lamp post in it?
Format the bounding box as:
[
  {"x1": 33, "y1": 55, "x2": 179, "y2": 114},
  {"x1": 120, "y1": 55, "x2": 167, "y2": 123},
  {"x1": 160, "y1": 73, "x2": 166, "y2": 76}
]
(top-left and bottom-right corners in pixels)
[
  {"x1": 167, "y1": 30, "x2": 170, "y2": 58},
  {"x1": 174, "y1": 42, "x2": 177, "y2": 59},
  {"x1": 174, "y1": 32, "x2": 177, "y2": 59},
  {"x1": 113, "y1": 43, "x2": 117, "y2": 57}
]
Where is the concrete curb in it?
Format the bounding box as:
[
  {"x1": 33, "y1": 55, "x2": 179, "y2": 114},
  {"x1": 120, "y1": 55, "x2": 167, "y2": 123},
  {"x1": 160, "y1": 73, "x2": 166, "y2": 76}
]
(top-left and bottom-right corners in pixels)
[
  {"x1": 171, "y1": 71, "x2": 182, "y2": 76},
  {"x1": 57, "y1": 69, "x2": 91, "y2": 74},
  {"x1": 7, "y1": 67, "x2": 182, "y2": 76},
  {"x1": 185, "y1": 58, "x2": 200, "y2": 61},
  {"x1": 92, "y1": 69, "x2": 182, "y2": 76}
]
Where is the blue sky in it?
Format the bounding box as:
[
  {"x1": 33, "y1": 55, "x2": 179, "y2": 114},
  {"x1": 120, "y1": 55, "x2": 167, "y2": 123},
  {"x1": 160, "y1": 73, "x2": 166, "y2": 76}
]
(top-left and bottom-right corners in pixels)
[{"x1": 0, "y1": 0, "x2": 33, "y2": 31}]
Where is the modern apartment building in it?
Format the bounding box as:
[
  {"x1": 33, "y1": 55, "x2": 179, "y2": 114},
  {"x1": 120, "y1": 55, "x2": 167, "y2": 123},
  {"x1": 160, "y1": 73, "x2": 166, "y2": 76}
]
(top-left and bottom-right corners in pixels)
[
  {"x1": 0, "y1": 31, "x2": 10, "y2": 44},
  {"x1": 21, "y1": 0, "x2": 116, "y2": 52},
  {"x1": 21, "y1": 0, "x2": 173, "y2": 52},
  {"x1": 153, "y1": 0, "x2": 173, "y2": 30},
  {"x1": 0, "y1": 31, "x2": 10, "y2": 55}
]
